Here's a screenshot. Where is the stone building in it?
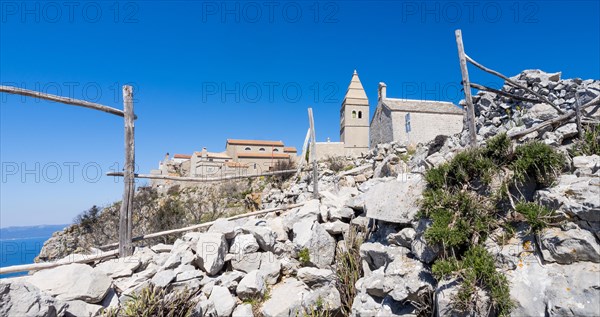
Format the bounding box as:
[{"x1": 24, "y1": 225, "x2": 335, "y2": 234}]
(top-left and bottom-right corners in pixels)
[
  {"x1": 315, "y1": 70, "x2": 370, "y2": 159},
  {"x1": 369, "y1": 82, "x2": 464, "y2": 147},
  {"x1": 153, "y1": 139, "x2": 298, "y2": 181}
]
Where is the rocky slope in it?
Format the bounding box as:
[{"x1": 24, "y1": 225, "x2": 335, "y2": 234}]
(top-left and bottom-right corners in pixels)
[{"x1": 1, "y1": 69, "x2": 599, "y2": 317}]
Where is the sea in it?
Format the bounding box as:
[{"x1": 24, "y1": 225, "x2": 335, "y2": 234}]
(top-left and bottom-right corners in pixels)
[{"x1": 0, "y1": 224, "x2": 67, "y2": 279}]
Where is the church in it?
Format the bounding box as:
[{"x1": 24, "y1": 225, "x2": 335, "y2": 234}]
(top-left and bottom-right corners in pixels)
[{"x1": 315, "y1": 70, "x2": 464, "y2": 159}]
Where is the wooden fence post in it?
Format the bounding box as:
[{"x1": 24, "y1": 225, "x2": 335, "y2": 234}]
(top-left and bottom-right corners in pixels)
[
  {"x1": 295, "y1": 128, "x2": 311, "y2": 179},
  {"x1": 308, "y1": 108, "x2": 318, "y2": 199},
  {"x1": 575, "y1": 91, "x2": 583, "y2": 139},
  {"x1": 455, "y1": 29, "x2": 477, "y2": 147},
  {"x1": 119, "y1": 85, "x2": 135, "y2": 257}
]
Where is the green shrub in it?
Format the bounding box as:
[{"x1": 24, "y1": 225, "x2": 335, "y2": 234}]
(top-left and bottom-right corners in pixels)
[
  {"x1": 511, "y1": 141, "x2": 564, "y2": 187},
  {"x1": 102, "y1": 285, "x2": 199, "y2": 317},
  {"x1": 515, "y1": 202, "x2": 556, "y2": 233},
  {"x1": 482, "y1": 133, "x2": 512, "y2": 164},
  {"x1": 422, "y1": 189, "x2": 494, "y2": 252},
  {"x1": 298, "y1": 248, "x2": 310, "y2": 265},
  {"x1": 424, "y1": 149, "x2": 497, "y2": 191},
  {"x1": 74, "y1": 205, "x2": 102, "y2": 232},
  {"x1": 570, "y1": 124, "x2": 600, "y2": 156},
  {"x1": 335, "y1": 227, "x2": 364, "y2": 316},
  {"x1": 432, "y1": 247, "x2": 513, "y2": 317}
]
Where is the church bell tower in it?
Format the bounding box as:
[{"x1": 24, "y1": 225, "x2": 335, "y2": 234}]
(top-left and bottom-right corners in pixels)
[{"x1": 340, "y1": 70, "x2": 369, "y2": 148}]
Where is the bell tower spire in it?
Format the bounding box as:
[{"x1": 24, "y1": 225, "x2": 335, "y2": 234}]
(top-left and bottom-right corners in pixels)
[{"x1": 340, "y1": 70, "x2": 369, "y2": 148}]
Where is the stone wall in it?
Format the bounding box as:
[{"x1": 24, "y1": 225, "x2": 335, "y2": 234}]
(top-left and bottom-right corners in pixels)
[
  {"x1": 314, "y1": 142, "x2": 368, "y2": 160},
  {"x1": 370, "y1": 105, "x2": 464, "y2": 148}
]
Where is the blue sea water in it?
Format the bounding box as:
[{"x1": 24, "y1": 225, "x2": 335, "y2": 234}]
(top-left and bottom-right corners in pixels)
[{"x1": 0, "y1": 225, "x2": 67, "y2": 278}]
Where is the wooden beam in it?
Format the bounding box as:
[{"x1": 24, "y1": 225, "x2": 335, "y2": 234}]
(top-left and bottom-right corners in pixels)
[
  {"x1": 508, "y1": 96, "x2": 600, "y2": 139},
  {"x1": 100, "y1": 203, "x2": 305, "y2": 249},
  {"x1": 107, "y1": 168, "x2": 300, "y2": 182},
  {"x1": 0, "y1": 250, "x2": 119, "y2": 275},
  {"x1": 469, "y1": 83, "x2": 540, "y2": 103},
  {"x1": 308, "y1": 108, "x2": 318, "y2": 198},
  {"x1": 119, "y1": 85, "x2": 135, "y2": 257},
  {"x1": 0, "y1": 85, "x2": 129, "y2": 118},
  {"x1": 455, "y1": 29, "x2": 477, "y2": 147},
  {"x1": 464, "y1": 55, "x2": 565, "y2": 115}
]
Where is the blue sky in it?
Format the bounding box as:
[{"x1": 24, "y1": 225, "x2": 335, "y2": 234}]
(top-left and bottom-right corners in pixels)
[{"x1": 1, "y1": 0, "x2": 599, "y2": 227}]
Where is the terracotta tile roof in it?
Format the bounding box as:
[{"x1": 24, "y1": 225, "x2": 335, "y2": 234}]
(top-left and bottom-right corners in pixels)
[
  {"x1": 284, "y1": 147, "x2": 298, "y2": 153},
  {"x1": 173, "y1": 154, "x2": 192, "y2": 159},
  {"x1": 224, "y1": 161, "x2": 249, "y2": 168},
  {"x1": 227, "y1": 139, "x2": 285, "y2": 146},
  {"x1": 237, "y1": 153, "x2": 291, "y2": 159},
  {"x1": 193, "y1": 151, "x2": 232, "y2": 159}
]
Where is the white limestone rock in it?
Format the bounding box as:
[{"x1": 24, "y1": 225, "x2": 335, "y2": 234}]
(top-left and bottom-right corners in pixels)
[
  {"x1": 231, "y1": 252, "x2": 262, "y2": 273},
  {"x1": 232, "y1": 303, "x2": 254, "y2": 317},
  {"x1": 236, "y1": 270, "x2": 266, "y2": 300},
  {"x1": 0, "y1": 280, "x2": 68, "y2": 317},
  {"x1": 297, "y1": 267, "x2": 335, "y2": 289},
  {"x1": 151, "y1": 269, "x2": 176, "y2": 289},
  {"x1": 261, "y1": 278, "x2": 309, "y2": 317},
  {"x1": 209, "y1": 285, "x2": 237, "y2": 317},
  {"x1": 28, "y1": 263, "x2": 112, "y2": 303},
  {"x1": 363, "y1": 175, "x2": 425, "y2": 224},
  {"x1": 230, "y1": 233, "x2": 260, "y2": 255},
  {"x1": 258, "y1": 252, "x2": 281, "y2": 285},
  {"x1": 540, "y1": 226, "x2": 600, "y2": 264},
  {"x1": 65, "y1": 300, "x2": 103, "y2": 317},
  {"x1": 94, "y1": 257, "x2": 141, "y2": 279},
  {"x1": 193, "y1": 232, "x2": 228, "y2": 276}
]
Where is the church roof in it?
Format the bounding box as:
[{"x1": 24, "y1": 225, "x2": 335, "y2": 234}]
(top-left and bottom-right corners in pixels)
[
  {"x1": 227, "y1": 139, "x2": 285, "y2": 147},
  {"x1": 382, "y1": 98, "x2": 463, "y2": 115},
  {"x1": 344, "y1": 70, "x2": 368, "y2": 101}
]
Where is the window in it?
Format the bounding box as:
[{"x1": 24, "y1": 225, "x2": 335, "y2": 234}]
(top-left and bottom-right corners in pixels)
[
  {"x1": 244, "y1": 147, "x2": 251, "y2": 151},
  {"x1": 273, "y1": 149, "x2": 279, "y2": 152},
  {"x1": 259, "y1": 148, "x2": 265, "y2": 151},
  {"x1": 352, "y1": 110, "x2": 357, "y2": 118},
  {"x1": 358, "y1": 111, "x2": 362, "y2": 119}
]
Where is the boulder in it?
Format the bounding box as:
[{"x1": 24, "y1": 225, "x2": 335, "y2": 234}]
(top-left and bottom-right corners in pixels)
[
  {"x1": 436, "y1": 279, "x2": 491, "y2": 317},
  {"x1": 536, "y1": 174, "x2": 600, "y2": 222},
  {"x1": 282, "y1": 199, "x2": 321, "y2": 231},
  {"x1": 231, "y1": 252, "x2": 262, "y2": 273},
  {"x1": 215, "y1": 270, "x2": 245, "y2": 292},
  {"x1": 507, "y1": 254, "x2": 600, "y2": 316},
  {"x1": 295, "y1": 222, "x2": 336, "y2": 268},
  {"x1": 261, "y1": 278, "x2": 309, "y2": 317},
  {"x1": 363, "y1": 175, "x2": 425, "y2": 224},
  {"x1": 540, "y1": 226, "x2": 600, "y2": 264},
  {"x1": 151, "y1": 270, "x2": 176, "y2": 289},
  {"x1": 0, "y1": 280, "x2": 68, "y2": 317},
  {"x1": 209, "y1": 285, "x2": 236, "y2": 317},
  {"x1": 387, "y1": 227, "x2": 415, "y2": 248},
  {"x1": 259, "y1": 252, "x2": 281, "y2": 285},
  {"x1": 232, "y1": 303, "x2": 254, "y2": 317},
  {"x1": 297, "y1": 267, "x2": 335, "y2": 288},
  {"x1": 302, "y1": 284, "x2": 342, "y2": 313},
  {"x1": 208, "y1": 218, "x2": 239, "y2": 239},
  {"x1": 322, "y1": 220, "x2": 350, "y2": 236},
  {"x1": 411, "y1": 219, "x2": 440, "y2": 264},
  {"x1": 94, "y1": 257, "x2": 141, "y2": 279},
  {"x1": 236, "y1": 270, "x2": 266, "y2": 300},
  {"x1": 65, "y1": 300, "x2": 103, "y2": 317},
  {"x1": 193, "y1": 232, "x2": 228, "y2": 276},
  {"x1": 230, "y1": 234, "x2": 260, "y2": 255},
  {"x1": 28, "y1": 263, "x2": 112, "y2": 303},
  {"x1": 242, "y1": 221, "x2": 277, "y2": 252}
]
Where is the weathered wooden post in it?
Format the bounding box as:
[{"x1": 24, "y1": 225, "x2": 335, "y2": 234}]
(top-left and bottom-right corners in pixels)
[
  {"x1": 308, "y1": 108, "x2": 318, "y2": 199},
  {"x1": 119, "y1": 85, "x2": 135, "y2": 257},
  {"x1": 575, "y1": 91, "x2": 583, "y2": 139},
  {"x1": 295, "y1": 128, "x2": 311, "y2": 179},
  {"x1": 455, "y1": 29, "x2": 477, "y2": 147}
]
